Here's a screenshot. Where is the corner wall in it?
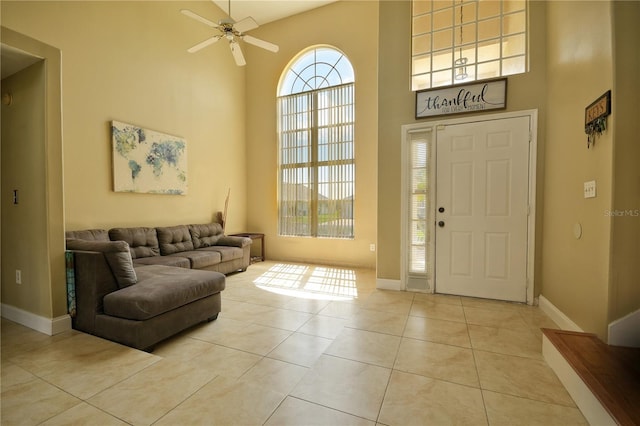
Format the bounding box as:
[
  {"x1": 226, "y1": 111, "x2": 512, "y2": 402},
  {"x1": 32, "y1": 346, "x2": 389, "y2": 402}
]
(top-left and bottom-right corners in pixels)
[{"x1": 542, "y1": 1, "x2": 614, "y2": 339}]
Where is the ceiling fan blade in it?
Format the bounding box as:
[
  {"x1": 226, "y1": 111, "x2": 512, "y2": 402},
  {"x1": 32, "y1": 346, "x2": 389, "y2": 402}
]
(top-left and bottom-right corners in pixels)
[
  {"x1": 242, "y1": 35, "x2": 279, "y2": 53},
  {"x1": 187, "y1": 36, "x2": 222, "y2": 53},
  {"x1": 180, "y1": 9, "x2": 220, "y2": 28},
  {"x1": 233, "y1": 16, "x2": 259, "y2": 34},
  {"x1": 229, "y1": 41, "x2": 246, "y2": 66}
]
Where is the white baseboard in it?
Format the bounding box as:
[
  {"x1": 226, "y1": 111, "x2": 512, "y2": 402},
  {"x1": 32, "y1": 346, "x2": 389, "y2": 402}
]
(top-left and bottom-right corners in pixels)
[
  {"x1": 376, "y1": 278, "x2": 401, "y2": 291},
  {"x1": 608, "y1": 309, "x2": 640, "y2": 348},
  {"x1": 1, "y1": 303, "x2": 71, "y2": 336},
  {"x1": 542, "y1": 335, "x2": 616, "y2": 426},
  {"x1": 538, "y1": 295, "x2": 583, "y2": 332}
]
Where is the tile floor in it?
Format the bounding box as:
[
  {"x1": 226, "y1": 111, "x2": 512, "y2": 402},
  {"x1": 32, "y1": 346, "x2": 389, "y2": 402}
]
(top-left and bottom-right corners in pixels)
[{"x1": 1, "y1": 261, "x2": 588, "y2": 425}]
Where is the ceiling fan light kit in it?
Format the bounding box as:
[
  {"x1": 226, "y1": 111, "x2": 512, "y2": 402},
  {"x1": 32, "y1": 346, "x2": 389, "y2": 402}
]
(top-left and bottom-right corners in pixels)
[{"x1": 181, "y1": 0, "x2": 279, "y2": 66}]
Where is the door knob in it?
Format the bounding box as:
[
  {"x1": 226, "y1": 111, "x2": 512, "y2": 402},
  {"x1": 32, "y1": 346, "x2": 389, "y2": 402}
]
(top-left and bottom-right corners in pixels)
[
  {"x1": 438, "y1": 207, "x2": 445, "y2": 213},
  {"x1": 438, "y1": 221, "x2": 445, "y2": 227}
]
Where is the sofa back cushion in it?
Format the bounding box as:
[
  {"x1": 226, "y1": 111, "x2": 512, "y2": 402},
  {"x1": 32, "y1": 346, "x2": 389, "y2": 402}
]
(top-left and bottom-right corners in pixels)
[
  {"x1": 189, "y1": 223, "x2": 224, "y2": 248},
  {"x1": 109, "y1": 227, "x2": 160, "y2": 259},
  {"x1": 65, "y1": 229, "x2": 109, "y2": 241},
  {"x1": 66, "y1": 239, "x2": 137, "y2": 288},
  {"x1": 156, "y1": 225, "x2": 194, "y2": 255}
]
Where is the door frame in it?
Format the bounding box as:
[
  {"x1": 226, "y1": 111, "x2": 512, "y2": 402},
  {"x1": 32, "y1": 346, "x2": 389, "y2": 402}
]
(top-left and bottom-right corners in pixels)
[{"x1": 401, "y1": 109, "x2": 538, "y2": 305}]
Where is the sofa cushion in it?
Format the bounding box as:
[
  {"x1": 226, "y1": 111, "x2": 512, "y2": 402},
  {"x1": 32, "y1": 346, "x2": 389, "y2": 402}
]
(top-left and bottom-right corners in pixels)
[
  {"x1": 133, "y1": 256, "x2": 190, "y2": 268},
  {"x1": 66, "y1": 239, "x2": 137, "y2": 288},
  {"x1": 109, "y1": 227, "x2": 160, "y2": 259},
  {"x1": 102, "y1": 265, "x2": 225, "y2": 320},
  {"x1": 189, "y1": 223, "x2": 223, "y2": 248},
  {"x1": 168, "y1": 250, "x2": 221, "y2": 269},
  {"x1": 65, "y1": 229, "x2": 109, "y2": 242},
  {"x1": 157, "y1": 225, "x2": 194, "y2": 255},
  {"x1": 198, "y1": 246, "x2": 244, "y2": 262}
]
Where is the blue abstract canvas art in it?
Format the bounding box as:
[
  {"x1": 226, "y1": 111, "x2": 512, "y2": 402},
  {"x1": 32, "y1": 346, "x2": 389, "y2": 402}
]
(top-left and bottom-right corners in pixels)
[{"x1": 112, "y1": 121, "x2": 188, "y2": 195}]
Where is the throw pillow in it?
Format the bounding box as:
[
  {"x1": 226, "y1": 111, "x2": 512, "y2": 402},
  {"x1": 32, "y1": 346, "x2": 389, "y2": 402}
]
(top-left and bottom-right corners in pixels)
[{"x1": 66, "y1": 239, "x2": 137, "y2": 288}]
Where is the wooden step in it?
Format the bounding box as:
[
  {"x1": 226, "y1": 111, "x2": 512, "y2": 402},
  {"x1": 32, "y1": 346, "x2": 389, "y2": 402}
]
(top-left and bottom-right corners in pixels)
[{"x1": 542, "y1": 328, "x2": 640, "y2": 426}]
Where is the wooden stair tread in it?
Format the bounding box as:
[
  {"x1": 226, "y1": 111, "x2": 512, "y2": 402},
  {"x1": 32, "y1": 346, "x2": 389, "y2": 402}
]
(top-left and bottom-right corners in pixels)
[{"x1": 543, "y1": 328, "x2": 640, "y2": 426}]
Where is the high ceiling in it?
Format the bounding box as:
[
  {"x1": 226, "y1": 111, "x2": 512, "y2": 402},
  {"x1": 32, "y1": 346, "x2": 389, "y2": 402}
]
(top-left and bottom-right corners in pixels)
[{"x1": 211, "y1": 0, "x2": 338, "y2": 25}]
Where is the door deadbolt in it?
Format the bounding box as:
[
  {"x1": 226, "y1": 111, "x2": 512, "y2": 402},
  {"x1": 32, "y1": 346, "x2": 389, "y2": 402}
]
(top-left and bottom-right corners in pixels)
[
  {"x1": 438, "y1": 207, "x2": 445, "y2": 213},
  {"x1": 438, "y1": 221, "x2": 445, "y2": 227}
]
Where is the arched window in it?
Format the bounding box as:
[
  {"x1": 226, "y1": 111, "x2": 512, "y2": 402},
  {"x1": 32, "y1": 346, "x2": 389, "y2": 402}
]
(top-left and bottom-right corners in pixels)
[{"x1": 277, "y1": 46, "x2": 355, "y2": 238}]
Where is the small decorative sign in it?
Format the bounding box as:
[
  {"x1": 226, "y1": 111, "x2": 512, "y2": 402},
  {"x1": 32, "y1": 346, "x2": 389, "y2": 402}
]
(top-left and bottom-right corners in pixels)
[
  {"x1": 416, "y1": 78, "x2": 507, "y2": 119},
  {"x1": 584, "y1": 90, "x2": 611, "y2": 149}
]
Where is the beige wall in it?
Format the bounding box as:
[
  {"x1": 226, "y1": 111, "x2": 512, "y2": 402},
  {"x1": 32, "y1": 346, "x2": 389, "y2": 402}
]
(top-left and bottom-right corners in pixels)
[
  {"x1": 2, "y1": 1, "x2": 247, "y2": 233},
  {"x1": 1, "y1": 61, "x2": 51, "y2": 317},
  {"x1": 377, "y1": 0, "x2": 548, "y2": 283},
  {"x1": 542, "y1": 1, "x2": 614, "y2": 339},
  {"x1": 1, "y1": 1, "x2": 247, "y2": 321},
  {"x1": 608, "y1": 1, "x2": 640, "y2": 325},
  {"x1": 244, "y1": 1, "x2": 379, "y2": 268}
]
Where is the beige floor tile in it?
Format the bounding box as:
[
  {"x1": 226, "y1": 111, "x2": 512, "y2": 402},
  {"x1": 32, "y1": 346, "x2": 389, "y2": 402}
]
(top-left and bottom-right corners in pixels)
[
  {"x1": 468, "y1": 324, "x2": 543, "y2": 359},
  {"x1": 379, "y1": 371, "x2": 487, "y2": 426},
  {"x1": 282, "y1": 297, "x2": 332, "y2": 313},
  {"x1": 155, "y1": 376, "x2": 285, "y2": 426},
  {"x1": 319, "y1": 300, "x2": 362, "y2": 320},
  {"x1": 185, "y1": 315, "x2": 251, "y2": 343},
  {"x1": 461, "y1": 296, "x2": 527, "y2": 312},
  {"x1": 218, "y1": 300, "x2": 277, "y2": 322},
  {"x1": 258, "y1": 308, "x2": 314, "y2": 331},
  {"x1": 265, "y1": 396, "x2": 375, "y2": 426},
  {"x1": 362, "y1": 290, "x2": 414, "y2": 315},
  {"x1": 1, "y1": 321, "x2": 78, "y2": 359},
  {"x1": 239, "y1": 358, "x2": 308, "y2": 395},
  {"x1": 475, "y1": 350, "x2": 576, "y2": 406},
  {"x1": 216, "y1": 323, "x2": 292, "y2": 356},
  {"x1": 347, "y1": 308, "x2": 408, "y2": 336},
  {"x1": 409, "y1": 299, "x2": 467, "y2": 323},
  {"x1": 268, "y1": 332, "x2": 333, "y2": 367},
  {"x1": 463, "y1": 306, "x2": 530, "y2": 330},
  {"x1": 291, "y1": 355, "x2": 391, "y2": 421},
  {"x1": 189, "y1": 343, "x2": 262, "y2": 379},
  {"x1": 403, "y1": 315, "x2": 471, "y2": 348},
  {"x1": 88, "y1": 358, "x2": 217, "y2": 425},
  {"x1": 39, "y1": 402, "x2": 128, "y2": 425},
  {"x1": 483, "y1": 390, "x2": 588, "y2": 425},
  {"x1": 1, "y1": 378, "x2": 81, "y2": 426},
  {"x1": 394, "y1": 338, "x2": 479, "y2": 387},
  {"x1": 297, "y1": 315, "x2": 347, "y2": 339},
  {"x1": 413, "y1": 292, "x2": 462, "y2": 306},
  {"x1": 519, "y1": 308, "x2": 560, "y2": 331},
  {"x1": 152, "y1": 332, "x2": 217, "y2": 361},
  {"x1": 8, "y1": 333, "x2": 160, "y2": 399},
  {"x1": 325, "y1": 328, "x2": 401, "y2": 368},
  {"x1": 1, "y1": 362, "x2": 37, "y2": 389}
]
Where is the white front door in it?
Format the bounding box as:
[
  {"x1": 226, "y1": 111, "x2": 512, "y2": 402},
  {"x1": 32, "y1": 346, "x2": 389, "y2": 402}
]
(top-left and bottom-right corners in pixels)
[{"x1": 435, "y1": 116, "x2": 530, "y2": 302}]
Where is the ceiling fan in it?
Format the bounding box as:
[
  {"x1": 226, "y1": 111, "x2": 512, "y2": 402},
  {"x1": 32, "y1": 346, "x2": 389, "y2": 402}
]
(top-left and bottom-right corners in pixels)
[{"x1": 181, "y1": 0, "x2": 279, "y2": 66}]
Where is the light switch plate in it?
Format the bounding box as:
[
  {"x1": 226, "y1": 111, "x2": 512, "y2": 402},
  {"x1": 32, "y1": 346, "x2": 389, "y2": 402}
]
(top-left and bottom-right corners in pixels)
[{"x1": 584, "y1": 180, "x2": 596, "y2": 198}]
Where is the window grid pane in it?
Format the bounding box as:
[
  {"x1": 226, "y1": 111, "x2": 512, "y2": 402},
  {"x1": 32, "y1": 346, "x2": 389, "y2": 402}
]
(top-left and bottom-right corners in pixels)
[
  {"x1": 411, "y1": 0, "x2": 527, "y2": 90},
  {"x1": 278, "y1": 56, "x2": 355, "y2": 239}
]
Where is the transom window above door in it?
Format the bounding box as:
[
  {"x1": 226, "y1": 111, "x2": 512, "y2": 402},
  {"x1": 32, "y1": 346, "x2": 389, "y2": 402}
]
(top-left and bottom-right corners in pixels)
[
  {"x1": 277, "y1": 46, "x2": 356, "y2": 239},
  {"x1": 411, "y1": 0, "x2": 528, "y2": 90}
]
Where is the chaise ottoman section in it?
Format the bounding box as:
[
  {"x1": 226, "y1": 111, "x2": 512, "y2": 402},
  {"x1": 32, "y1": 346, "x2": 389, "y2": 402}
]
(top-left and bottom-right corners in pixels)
[{"x1": 103, "y1": 265, "x2": 225, "y2": 321}]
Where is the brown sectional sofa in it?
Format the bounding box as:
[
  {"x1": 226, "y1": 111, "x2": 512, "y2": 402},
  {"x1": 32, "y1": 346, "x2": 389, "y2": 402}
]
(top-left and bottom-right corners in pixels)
[{"x1": 65, "y1": 223, "x2": 251, "y2": 351}]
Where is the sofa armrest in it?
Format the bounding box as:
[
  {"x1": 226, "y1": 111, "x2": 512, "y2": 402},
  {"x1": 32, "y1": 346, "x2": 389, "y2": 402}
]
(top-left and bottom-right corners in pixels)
[
  {"x1": 216, "y1": 235, "x2": 252, "y2": 248},
  {"x1": 68, "y1": 250, "x2": 119, "y2": 334}
]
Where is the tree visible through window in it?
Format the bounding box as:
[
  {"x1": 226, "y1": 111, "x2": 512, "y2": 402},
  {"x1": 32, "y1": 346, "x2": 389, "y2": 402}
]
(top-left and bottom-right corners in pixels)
[{"x1": 277, "y1": 46, "x2": 355, "y2": 238}]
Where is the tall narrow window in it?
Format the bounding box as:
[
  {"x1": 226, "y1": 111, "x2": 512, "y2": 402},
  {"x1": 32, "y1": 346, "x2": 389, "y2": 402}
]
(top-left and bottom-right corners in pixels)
[
  {"x1": 411, "y1": 0, "x2": 528, "y2": 90},
  {"x1": 277, "y1": 47, "x2": 355, "y2": 239}
]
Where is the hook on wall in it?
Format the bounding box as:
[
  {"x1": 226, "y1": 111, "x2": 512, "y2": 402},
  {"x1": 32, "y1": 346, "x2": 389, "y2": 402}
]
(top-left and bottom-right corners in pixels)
[{"x1": 2, "y1": 93, "x2": 12, "y2": 106}]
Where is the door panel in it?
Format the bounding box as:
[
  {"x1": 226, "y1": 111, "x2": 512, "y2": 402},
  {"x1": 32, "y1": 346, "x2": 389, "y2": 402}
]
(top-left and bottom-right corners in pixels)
[{"x1": 435, "y1": 116, "x2": 530, "y2": 302}]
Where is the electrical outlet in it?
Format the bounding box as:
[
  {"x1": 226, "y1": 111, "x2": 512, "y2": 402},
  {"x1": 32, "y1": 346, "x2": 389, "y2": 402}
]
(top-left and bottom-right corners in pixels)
[
  {"x1": 584, "y1": 180, "x2": 596, "y2": 198},
  {"x1": 15, "y1": 270, "x2": 22, "y2": 285},
  {"x1": 369, "y1": 244, "x2": 376, "y2": 252}
]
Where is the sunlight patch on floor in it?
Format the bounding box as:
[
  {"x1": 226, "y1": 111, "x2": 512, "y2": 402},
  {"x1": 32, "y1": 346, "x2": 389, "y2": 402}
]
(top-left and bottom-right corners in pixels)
[{"x1": 254, "y1": 263, "x2": 358, "y2": 301}]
